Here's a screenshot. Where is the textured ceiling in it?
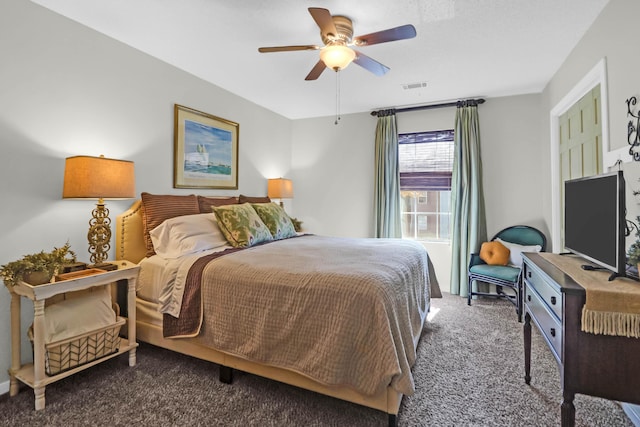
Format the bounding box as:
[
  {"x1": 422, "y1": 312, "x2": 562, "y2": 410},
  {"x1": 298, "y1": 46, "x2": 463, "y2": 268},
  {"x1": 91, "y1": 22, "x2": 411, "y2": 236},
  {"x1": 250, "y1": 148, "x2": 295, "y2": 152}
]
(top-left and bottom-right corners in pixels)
[{"x1": 31, "y1": 0, "x2": 610, "y2": 120}]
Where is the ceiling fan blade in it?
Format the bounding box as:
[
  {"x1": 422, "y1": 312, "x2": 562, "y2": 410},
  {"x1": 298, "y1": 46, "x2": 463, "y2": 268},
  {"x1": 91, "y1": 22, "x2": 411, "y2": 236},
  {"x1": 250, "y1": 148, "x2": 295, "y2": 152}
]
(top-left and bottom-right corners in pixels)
[
  {"x1": 259, "y1": 45, "x2": 320, "y2": 53},
  {"x1": 308, "y1": 7, "x2": 338, "y2": 39},
  {"x1": 353, "y1": 51, "x2": 389, "y2": 76},
  {"x1": 305, "y1": 60, "x2": 326, "y2": 81},
  {"x1": 353, "y1": 24, "x2": 417, "y2": 46}
]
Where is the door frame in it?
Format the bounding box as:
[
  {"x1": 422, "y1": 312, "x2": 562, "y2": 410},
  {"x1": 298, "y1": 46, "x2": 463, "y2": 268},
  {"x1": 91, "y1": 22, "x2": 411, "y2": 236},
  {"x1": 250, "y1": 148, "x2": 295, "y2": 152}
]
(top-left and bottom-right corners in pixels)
[{"x1": 549, "y1": 58, "x2": 619, "y2": 252}]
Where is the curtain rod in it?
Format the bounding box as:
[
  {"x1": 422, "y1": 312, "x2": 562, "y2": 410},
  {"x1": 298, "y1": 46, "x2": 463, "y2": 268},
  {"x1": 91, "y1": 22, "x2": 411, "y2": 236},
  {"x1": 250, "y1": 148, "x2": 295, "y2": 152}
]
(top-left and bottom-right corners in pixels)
[{"x1": 370, "y1": 98, "x2": 486, "y2": 117}]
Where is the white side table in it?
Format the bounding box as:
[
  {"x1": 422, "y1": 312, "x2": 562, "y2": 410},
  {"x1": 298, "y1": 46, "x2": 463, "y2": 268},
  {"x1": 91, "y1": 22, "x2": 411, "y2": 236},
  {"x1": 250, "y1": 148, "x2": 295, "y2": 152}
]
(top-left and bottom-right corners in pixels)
[{"x1": 8, "y1": 260, "x2": 139, "y2": 410}]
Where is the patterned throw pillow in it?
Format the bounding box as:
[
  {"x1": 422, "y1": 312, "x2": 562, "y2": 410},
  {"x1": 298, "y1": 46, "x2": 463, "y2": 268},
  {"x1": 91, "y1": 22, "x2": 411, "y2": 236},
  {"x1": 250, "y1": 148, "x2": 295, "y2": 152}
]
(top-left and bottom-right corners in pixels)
[
  {"x1": 213, "y1": 203, "x2": 273, "y2": 248},
  {"x1": 251, "y1": 202, "x2": 297, "y2": 240}
]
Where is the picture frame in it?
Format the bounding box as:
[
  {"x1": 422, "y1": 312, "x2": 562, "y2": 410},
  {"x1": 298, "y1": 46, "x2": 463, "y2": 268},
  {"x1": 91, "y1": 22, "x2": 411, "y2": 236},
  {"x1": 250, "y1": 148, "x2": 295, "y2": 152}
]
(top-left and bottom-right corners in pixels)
[{"x1": 174, "y1": 104, "x2": 239, "y2": 189}]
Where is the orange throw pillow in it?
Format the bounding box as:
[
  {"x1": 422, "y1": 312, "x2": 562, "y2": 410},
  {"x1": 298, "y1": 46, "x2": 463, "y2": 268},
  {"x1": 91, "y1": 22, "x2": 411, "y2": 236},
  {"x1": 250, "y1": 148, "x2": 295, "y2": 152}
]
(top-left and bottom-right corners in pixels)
[{"x1": 479, "y1": 241, "x2": 510, "y2": 266}]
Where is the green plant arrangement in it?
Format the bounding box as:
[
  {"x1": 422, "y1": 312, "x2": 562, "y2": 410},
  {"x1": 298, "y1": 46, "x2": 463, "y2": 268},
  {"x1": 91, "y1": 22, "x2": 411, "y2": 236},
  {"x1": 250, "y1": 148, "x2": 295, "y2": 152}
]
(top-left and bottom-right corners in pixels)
[
  {"x1": 289, "y1": 217, "x2": 303, "y2": 232},
  {"x1": 0, "y1": 242, "x2": 76, "y2": 287},
  {"x1": 628, "y1": 241, "x2": 640, "y2": 267},
  {"x1": 627, "y1": 216, "x2": 640, "y2": 267}
]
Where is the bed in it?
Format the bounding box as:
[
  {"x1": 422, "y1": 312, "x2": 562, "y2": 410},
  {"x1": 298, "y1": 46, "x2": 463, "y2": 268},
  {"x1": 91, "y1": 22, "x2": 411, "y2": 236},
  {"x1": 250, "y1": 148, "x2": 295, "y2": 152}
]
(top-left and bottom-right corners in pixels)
[{"x1": 115, "y1": 193, "x2": 440, "y2": 426}]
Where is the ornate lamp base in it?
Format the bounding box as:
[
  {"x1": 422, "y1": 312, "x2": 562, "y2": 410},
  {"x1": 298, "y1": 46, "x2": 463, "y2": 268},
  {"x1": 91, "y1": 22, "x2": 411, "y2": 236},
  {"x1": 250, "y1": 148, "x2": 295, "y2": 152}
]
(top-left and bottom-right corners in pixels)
[{"x1": 87, "y1": 199, "x2": 117, "y2": 270}]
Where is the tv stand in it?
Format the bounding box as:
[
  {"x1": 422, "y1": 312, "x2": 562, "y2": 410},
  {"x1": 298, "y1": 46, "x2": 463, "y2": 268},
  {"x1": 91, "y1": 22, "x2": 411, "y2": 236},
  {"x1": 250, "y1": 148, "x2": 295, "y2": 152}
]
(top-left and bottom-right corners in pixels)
[{"x1": 523, "y1": 253, "x2": 640, "y2": 427}]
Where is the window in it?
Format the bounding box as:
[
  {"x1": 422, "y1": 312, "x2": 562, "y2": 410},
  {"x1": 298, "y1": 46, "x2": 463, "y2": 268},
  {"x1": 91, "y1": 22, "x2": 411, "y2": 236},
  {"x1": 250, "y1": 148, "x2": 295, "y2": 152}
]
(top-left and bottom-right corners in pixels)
[{"x1": 399, "y1": 129, "x2": 454, "y2": 241}]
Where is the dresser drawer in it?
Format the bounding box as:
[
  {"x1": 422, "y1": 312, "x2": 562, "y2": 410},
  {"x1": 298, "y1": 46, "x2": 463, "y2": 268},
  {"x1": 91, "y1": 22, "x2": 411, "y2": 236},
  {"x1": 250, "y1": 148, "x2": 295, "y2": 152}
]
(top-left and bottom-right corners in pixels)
[
  {"x1": 525, "y1": 285, "x2": 563, "y2": 361},
  {"x1": 524, "y1": 263, "x2": 562, "y2": 321}
]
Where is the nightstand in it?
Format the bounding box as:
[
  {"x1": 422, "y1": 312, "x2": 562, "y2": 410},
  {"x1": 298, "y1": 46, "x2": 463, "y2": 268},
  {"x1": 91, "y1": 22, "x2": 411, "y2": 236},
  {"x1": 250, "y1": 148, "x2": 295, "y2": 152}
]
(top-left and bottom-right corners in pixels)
[{"x1": 8, "y1": 260, "x2": 140, "y2": 410}]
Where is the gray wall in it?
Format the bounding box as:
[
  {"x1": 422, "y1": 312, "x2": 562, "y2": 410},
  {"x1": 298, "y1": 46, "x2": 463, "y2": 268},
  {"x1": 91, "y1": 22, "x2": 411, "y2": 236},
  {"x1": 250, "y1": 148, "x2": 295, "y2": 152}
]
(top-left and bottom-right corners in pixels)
[
  {"x1": 540, "y1": 0, "x2": 640, "y2": 241},
  {"x1": 291, "y1": 95, "x2": 546, "y2": 239}
]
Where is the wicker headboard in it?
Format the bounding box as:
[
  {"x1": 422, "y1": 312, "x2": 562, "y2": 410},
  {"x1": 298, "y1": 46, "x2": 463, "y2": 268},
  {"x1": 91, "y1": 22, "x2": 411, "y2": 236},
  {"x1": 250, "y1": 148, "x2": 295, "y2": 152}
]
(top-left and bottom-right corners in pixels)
[{"x1": 116, "y1": 200, "x2": 147, "y2": 264}]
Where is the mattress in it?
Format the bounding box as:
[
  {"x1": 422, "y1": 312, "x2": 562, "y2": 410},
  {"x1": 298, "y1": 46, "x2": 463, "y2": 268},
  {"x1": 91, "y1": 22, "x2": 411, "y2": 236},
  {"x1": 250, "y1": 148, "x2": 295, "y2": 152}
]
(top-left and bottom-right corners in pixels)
[
  {"x1": 137, "y1": 246, "x2": 229, "y2": 304},
  {"x1": 136, "y1": 297, "x2": 163, "y2": 327}
]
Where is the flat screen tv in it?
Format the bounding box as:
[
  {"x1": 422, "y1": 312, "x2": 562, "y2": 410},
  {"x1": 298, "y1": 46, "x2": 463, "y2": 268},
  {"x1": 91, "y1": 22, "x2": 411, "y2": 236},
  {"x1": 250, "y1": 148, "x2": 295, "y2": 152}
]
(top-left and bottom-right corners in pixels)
[{"x1": 564, "y1": 170, "x2": 626, "y2": 280}]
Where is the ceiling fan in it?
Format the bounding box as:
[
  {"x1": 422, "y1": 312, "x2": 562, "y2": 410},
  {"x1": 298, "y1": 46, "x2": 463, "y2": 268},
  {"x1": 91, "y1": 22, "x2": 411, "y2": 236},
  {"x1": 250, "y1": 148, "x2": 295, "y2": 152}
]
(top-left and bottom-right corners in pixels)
[{"x1": 258, "y1": 7, "x2": 417, "y2": 81}]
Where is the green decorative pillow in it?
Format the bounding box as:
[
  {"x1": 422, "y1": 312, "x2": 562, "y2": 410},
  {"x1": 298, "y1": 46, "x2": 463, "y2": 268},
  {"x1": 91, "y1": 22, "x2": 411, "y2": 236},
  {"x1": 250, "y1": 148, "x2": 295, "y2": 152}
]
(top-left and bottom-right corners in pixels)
[
  {"x1": 251, "y1": 203, "x2": 297, "y2": 240},
  {"x1": 213, "y1": 203, "x2": 273, "y2": 248}
]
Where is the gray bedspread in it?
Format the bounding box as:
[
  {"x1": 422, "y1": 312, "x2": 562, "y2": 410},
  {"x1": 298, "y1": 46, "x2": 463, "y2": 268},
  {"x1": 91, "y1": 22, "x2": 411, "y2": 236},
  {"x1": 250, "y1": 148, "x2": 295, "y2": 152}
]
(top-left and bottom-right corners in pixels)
[{"x1": 195, "y1": 235, "x2": 436, "y2": 396}]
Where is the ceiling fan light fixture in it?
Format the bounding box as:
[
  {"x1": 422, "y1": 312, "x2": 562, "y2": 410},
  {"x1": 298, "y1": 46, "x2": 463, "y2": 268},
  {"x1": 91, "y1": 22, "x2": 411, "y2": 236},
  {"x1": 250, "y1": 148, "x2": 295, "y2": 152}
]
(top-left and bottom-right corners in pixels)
[
  {"x1": 320, "y1": 45, "x2": 356, "y2": 71},
  {"x1": 259, "y1": 8, "x2": 416, "y2": 80}
]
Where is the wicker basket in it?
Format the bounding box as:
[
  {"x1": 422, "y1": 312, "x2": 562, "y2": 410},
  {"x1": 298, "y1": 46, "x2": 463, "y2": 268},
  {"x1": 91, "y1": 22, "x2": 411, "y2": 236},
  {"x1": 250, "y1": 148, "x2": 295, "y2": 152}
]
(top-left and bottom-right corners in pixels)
[{"x1": 29, "y1": 317, "x2": 125, "y2": 376}]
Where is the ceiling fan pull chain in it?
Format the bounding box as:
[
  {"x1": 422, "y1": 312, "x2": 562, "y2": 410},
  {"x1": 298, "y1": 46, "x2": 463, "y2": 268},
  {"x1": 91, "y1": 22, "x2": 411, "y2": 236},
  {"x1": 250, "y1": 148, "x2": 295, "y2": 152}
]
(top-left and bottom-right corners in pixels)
[{"x1": 335, "y1": 70, "x2": 341, "y2": 125}]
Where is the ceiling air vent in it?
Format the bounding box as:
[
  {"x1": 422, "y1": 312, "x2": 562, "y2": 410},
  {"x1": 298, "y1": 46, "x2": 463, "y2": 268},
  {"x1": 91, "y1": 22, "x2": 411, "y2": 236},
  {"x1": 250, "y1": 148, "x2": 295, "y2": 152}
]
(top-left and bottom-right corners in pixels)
[{"x1": 402, "y1": 81, "x2": 427, "y2": 90}]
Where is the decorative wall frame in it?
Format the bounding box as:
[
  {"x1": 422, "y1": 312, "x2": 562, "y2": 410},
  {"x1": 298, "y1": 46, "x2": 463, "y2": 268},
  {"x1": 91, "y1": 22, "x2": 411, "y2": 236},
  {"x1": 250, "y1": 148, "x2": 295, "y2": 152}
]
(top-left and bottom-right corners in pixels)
[
  {"x1": 627, "y1": 96, "x2": 640, "y2": 161},
  {"x1": 174, "y1": 104, "x2": 239, "y2": 189}
]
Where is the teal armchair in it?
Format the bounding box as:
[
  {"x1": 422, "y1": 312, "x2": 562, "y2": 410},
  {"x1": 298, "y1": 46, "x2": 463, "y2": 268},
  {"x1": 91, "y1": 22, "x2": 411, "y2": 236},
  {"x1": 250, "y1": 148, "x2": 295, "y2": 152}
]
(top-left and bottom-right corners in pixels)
[{"x1": 468, "y1": 225, "x2": 546, "y2": 322}]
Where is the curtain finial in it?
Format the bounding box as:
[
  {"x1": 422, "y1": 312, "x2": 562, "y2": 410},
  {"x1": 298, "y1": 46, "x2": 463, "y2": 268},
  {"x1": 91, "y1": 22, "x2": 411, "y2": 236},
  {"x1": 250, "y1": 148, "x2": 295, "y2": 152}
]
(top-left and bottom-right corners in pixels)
[
  {"x1": 375, "y1": 108, "x2": 396, "y2": 117},
  {"x1": 456, "y1": 99, "x2": 485, "y2": 108}
]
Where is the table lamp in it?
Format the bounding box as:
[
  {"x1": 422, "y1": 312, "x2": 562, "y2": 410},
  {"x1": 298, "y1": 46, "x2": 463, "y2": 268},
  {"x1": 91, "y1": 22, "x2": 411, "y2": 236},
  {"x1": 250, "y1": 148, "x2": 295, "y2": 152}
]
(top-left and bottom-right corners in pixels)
[
  {"x1": 267, "y1": 178, "x2": 293, "y2": 208},
  {"x1": 63, "y1": 155, "x2": 135, "y2": 270}
]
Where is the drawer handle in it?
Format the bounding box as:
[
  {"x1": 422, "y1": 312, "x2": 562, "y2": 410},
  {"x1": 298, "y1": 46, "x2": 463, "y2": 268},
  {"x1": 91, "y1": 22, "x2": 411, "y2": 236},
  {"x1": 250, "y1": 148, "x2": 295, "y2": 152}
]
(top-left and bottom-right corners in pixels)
[
  {"x1": 550, "y1": 328, "x2": 556, "y2": 337},
  {"x1": 527, "y1": 295, "x2": 531, "y2": 302},
  {"x1": 550, "y1": 296, "x2": 557, "y2": 305},
  {"x1": 527, "y1": 271, "x2": 531, "y2": 278}
]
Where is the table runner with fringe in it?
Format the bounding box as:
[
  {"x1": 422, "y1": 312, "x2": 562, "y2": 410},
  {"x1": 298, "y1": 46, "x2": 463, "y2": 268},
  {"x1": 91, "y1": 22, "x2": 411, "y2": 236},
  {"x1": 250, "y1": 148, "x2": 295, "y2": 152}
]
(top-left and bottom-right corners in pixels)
[{"x1": 539, "y1": 253, "x2": 640, "y2": 338}]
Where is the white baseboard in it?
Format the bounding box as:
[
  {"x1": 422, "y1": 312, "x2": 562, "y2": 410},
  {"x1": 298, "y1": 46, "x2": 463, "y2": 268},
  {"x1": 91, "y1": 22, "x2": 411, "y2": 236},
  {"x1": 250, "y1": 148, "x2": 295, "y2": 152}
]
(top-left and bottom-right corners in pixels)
[
  {"x1": 0, "y1": 379, "x2": 9, "y2": 396},
  {"x1": 623, "y1": 403, "x2": 640, "y2": 426}
]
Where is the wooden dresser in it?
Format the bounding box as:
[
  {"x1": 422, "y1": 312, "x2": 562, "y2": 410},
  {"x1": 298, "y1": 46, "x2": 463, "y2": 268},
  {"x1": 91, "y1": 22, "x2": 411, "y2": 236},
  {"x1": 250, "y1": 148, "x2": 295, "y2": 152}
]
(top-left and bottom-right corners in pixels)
[{"x1": 522, "y1": 252, "x2": 640, "y2": 427}]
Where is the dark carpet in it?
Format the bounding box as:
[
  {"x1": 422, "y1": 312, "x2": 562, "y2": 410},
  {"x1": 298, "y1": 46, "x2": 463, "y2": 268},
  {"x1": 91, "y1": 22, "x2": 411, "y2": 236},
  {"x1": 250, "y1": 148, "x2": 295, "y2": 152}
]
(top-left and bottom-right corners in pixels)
[{"x1": 0, "y1": 293, "x2": 633, "y2": 426}]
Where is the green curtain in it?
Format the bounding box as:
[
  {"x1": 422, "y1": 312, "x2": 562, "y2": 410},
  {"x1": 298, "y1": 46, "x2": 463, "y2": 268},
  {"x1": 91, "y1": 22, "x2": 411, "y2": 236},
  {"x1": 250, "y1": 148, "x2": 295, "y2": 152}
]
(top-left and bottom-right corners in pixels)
[
  {"x1": 373, "y1": 110, "x2": 402, "y2": 238},
  {"x1": 450, "y1": 102, "x2": 487, "y2": 296}
]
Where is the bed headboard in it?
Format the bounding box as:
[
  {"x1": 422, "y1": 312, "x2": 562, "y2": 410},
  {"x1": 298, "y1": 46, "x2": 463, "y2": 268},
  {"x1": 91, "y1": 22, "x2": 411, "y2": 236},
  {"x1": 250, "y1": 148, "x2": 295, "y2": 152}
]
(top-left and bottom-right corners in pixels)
[
  {"x1": 116, "y1": 200, "x2": 147, "y2": 264},
  {"x1": 116, "y1": 194, "x2": 267, "y2": 264}
]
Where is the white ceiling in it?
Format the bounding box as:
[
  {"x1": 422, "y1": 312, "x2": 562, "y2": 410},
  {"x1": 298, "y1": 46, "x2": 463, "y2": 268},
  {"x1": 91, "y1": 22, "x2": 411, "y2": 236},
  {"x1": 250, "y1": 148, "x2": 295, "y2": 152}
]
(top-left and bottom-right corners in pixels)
[{"x1": 31, "y1": 0, "x2": 610, "y2": 120}]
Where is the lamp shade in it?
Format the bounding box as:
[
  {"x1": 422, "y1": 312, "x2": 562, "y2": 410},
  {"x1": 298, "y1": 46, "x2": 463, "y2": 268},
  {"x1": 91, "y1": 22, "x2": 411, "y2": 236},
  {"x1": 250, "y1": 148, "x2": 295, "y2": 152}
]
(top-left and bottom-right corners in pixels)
[
  {"x1": 319, "y1": 45, "x2": 356, "y2": 71},
  {"x1": 63, "y1": 155, "x2": 135, "y2": 199},
  {"x1": 267, "y1": 178, "x2": 293, "y2": 199}
]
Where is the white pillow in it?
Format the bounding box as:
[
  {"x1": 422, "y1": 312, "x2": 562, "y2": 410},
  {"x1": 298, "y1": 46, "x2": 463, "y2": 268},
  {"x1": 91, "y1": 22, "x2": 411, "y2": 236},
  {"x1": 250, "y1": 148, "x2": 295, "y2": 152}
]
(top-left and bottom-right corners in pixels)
[
  {"x1": 44, "y1": 286, "x2": 115, "y2": 344},
  {"x1": 495, "y1": 238, "x2": 542, "y2": 267},
  {"x1": 150, "y1": 213, "x2": 228, "y2": 259}
]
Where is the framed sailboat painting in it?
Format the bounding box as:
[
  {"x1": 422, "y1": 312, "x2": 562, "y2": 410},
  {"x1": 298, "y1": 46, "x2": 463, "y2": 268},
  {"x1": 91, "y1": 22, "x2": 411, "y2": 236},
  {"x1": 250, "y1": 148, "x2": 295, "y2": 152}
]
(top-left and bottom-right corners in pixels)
[{"x1": 174, "y1": 104, "x2": 239, "y2": 189}]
